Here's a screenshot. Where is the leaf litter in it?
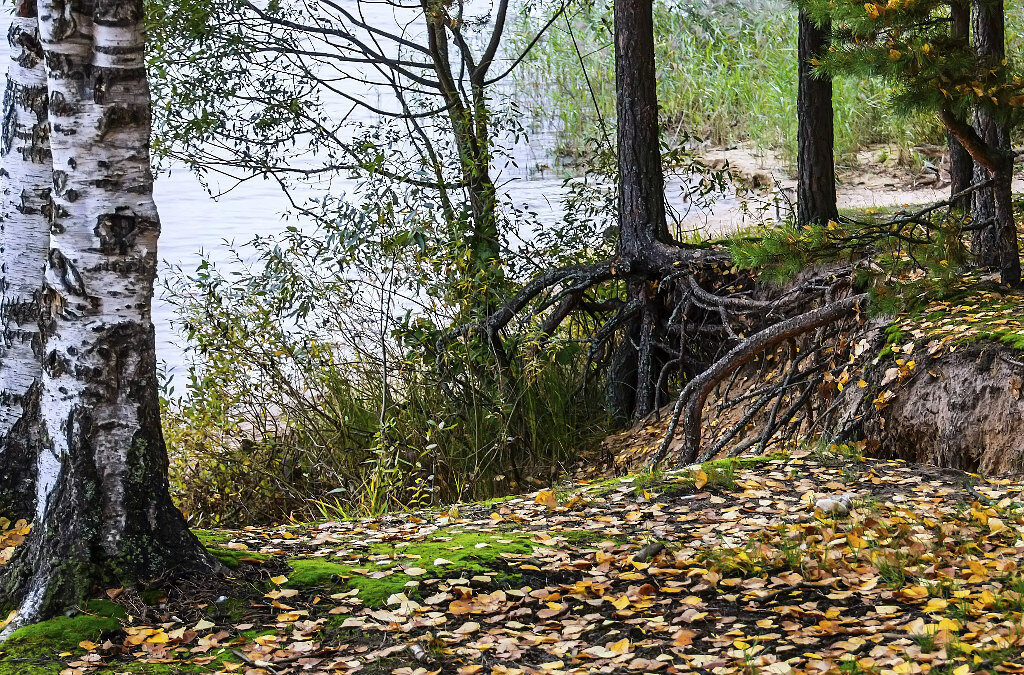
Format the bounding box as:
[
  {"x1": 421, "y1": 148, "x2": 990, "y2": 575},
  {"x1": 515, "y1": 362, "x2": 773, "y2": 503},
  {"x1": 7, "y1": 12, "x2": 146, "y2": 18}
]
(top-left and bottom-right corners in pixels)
[{"x1": 5, "y1": 451, "x2": 1024, "y2": 675}]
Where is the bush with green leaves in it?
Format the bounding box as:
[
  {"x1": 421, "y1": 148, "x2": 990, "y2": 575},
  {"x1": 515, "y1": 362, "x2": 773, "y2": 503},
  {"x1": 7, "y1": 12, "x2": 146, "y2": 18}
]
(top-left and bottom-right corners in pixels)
[{"x1": 161, "y1": 212, "x2": 612, "y2": 526}]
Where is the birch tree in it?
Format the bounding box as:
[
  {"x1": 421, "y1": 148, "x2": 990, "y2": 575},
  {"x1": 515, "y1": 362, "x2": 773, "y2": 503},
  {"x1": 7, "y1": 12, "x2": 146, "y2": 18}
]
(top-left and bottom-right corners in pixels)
[
  {"x1": 0, "y1": 0, "x2": 50, "y2": 523},
  {"x1": 0, "y1": 0, "x2": 216, "y2": 627}
]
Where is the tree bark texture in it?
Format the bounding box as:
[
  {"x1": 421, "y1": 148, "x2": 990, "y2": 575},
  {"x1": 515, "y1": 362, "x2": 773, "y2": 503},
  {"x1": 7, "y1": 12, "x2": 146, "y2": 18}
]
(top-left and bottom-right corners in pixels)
[
  {"x1": 614, "y1": 0, "x2": 669, "y2": 265},
  {"x1": 610, "y1": 0, "x2": 672, "y2": 422},
  {"x1": 947, "y1": 0, "x2": 974, "y2": 208},
  {"x1": 970, "y1": 0, "x2": 1020, "y2": 285},
  {"x1": 422, "y1": 8, "x2": 500, "y2": 304},
  {"x1": 0, "y1": 0, "x2": 50, "y2": 522},
  {"x1": 2, "y1": 0, "x2": 215, "y2": 627},
  {"x1": 796, "y1": 11, "x2": 838, "y2": 227}
]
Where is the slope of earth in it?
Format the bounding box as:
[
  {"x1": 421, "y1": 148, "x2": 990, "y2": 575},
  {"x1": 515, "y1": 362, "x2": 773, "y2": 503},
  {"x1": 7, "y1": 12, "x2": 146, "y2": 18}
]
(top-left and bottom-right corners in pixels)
[
  {"x1": 597, "y1": 269, "x2": 1024, "y2": 476},
  {"x1": 4, "y1": 451, "x2": 1024, "y2": 675}
]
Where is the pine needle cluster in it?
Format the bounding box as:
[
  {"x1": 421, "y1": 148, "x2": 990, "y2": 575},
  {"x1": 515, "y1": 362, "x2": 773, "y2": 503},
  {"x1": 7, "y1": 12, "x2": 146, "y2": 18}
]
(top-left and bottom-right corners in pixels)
[{"x1": 801, "y1": 0, "x2": 1024, "y2": 125}]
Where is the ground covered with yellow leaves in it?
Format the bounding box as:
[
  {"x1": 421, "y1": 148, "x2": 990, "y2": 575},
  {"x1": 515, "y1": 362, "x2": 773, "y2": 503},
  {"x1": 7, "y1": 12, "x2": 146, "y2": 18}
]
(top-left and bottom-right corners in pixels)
[{"x1": 3, "y1": 450, "x2": 1024, "y2": 675}]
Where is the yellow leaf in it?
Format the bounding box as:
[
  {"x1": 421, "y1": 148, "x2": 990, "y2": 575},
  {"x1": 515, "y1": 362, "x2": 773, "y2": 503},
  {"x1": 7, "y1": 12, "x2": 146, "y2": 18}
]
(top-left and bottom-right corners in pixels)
[
  {"x1": 534, "y1": 490, "x2": 558, "y2": 508},
  {"x1": 611, "y1": 595, "x2": 630, "y2": 610},
  {"x1": 146, "y1": 631, "x2": 170, "y2": 644},
  {"x1": 270, "y1": 575, "x2": 289, "y2": 585},
  {"x1": 694, "y1": 469, "x2": 708, "y2": 490},
  {"x1": 989, "y1": 517, "x2": 1006, "y2": 534},
  {"x1": 608, "y1": 638, "x2": 631, "y2": 653}
]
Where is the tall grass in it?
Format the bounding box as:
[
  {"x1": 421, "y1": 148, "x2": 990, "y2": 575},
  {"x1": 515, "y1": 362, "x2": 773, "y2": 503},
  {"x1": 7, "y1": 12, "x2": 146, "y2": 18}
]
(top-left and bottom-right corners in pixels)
[{"x1": 512, "y1": 0, "x2": 944, "y2": 163}]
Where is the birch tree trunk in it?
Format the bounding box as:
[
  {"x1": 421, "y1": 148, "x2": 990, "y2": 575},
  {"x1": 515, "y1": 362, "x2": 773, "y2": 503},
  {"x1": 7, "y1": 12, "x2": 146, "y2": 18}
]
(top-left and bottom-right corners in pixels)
[
  {"x1": 1, "y1": 0, "x2": 216, "y2": 627},
  {"x1": 0, "y1": 0, "x2": 50, "y2": 522}
]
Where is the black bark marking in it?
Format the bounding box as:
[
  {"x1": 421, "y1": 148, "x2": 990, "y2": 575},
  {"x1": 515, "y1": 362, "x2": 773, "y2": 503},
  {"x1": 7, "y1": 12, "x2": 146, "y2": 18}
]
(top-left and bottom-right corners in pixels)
[
  {"x1": 97, "y1": 104, "x2": 145, "y2": 139},
  {"x1": 48, "y1": 90, "x2": 78, "y2": 118},
  {"x1": 47, "y1": 247, "x2": 86, "y2": 296},
  {"x1": 94, "y1": 0, "x2": 142, "y2": 26},
  {"x1": 0, "y1": 382, "x2": 41, "y2": 522},
  {"x1": 94, "y1": 212, "x2": 140, "y2": 255},
  {"x1": 2, "y1": 101, "x2": 17, "y2": 156},
  {"x1": 45, "y1": 0, "x2": 79, "y2": 41}
]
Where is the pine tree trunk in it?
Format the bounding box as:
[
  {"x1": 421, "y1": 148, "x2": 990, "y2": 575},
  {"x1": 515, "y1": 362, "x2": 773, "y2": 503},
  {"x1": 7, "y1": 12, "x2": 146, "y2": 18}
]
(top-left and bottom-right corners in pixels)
[
  {"x1": 970, "y1": 0, "x2": 1020, "y2": 285},
  {"x1": 796, "y1": 10, "x2": 838, "y2": 227},
  {"x1": 947, "y1": 0, "x2": 973, "y2": 207},
  {"x1": 614, "y1": 0, "x2": 669, "y2": 265},
  {"x1": 610, "y1": 0, "x2": 670, "y2": 422},
  {"x1": 0, "y1": 0, "x2": 50, "y2": 522},
  {"x1": 2, "y1": 0, "x2": 216, "y2": 627}
]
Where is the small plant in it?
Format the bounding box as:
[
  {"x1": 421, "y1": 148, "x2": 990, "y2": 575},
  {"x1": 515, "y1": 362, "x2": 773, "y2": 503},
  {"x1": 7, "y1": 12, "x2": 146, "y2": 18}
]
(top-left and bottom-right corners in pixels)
[{"x1": 872, "y1": 551, "x2": 908, "y2": 589}]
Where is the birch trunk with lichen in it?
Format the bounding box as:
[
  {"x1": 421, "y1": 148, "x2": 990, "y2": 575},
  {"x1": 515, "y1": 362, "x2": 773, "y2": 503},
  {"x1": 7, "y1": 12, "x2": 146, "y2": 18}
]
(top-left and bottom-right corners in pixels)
[
  {"x1": 0, "y1": 0, "x2": 50, "y2": 523},
  {"x1": 1, "y1": 0, "x2": 216, "y2": 628}
]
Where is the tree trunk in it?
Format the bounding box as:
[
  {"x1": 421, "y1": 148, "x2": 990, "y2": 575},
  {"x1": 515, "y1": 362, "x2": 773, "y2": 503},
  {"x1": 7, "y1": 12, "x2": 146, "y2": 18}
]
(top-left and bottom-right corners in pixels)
[
  {"x1": 796, "y1": 10, "x2": 838, "y2": 227},
  {"x1": 970, "y1": 0, "x2": 1019, "y2": 285},
  {"x1": 947, "y1": 0, "x2": 973, "y2": 207},
  {"x1": 1, "y1": 0, "x2": 216, "y2": 627},
  {"x1": 611, "y1": 0, "x2": 671, "y2": 422},
  {"x1": 614, "y1": 0, "x2": 669, "y2": 265},
  {"x1": 421, "y1": 10, "x2": 501, "y2": 313},
  {"x1": 0, "y1": 0, "x2": 50, "y2": 522}
]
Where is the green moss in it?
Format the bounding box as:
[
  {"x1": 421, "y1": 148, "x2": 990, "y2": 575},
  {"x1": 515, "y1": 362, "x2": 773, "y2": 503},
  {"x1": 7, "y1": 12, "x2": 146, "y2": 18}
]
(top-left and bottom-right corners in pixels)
[
  {"x1": 193, "y1": 529, "x2": 234, "y2": 546},
  {"x1": 206, "y1": 546, "x2": 270, "y2": 569},
  {"x1": 285, "y1": 530, "x2": 536, "y2": 607},
  {"x1": 287, "y1": 559, "x2": 352, "y2": 587},
  {"x1": 2, "y1": 600, "x2": 124, "y2": 654},
  {"x1": 0, "y1": 600, "x2": 125, "y2": 673}
]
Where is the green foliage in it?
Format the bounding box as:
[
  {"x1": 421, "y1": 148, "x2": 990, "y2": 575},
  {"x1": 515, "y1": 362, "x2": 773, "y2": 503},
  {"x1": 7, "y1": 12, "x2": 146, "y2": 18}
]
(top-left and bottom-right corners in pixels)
[
  {"x1": 803, "y1": 0, "x2": 1024, "y2": 129},
  {"x1": 161, "y1": 217, "x2": 611, "y2": 527},
  {"x1": 513, "y1": 0, "x2": 939, "y2": 162},
  {"x1": 729, "y1": 205, "x2": 972, "y2": 306}
]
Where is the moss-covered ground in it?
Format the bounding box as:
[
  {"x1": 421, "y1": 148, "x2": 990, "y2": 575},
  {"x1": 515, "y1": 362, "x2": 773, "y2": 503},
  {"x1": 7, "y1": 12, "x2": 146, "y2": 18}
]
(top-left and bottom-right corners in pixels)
[{"x1": 7, "y1": 451, "x2": 1024, "y2": 674}]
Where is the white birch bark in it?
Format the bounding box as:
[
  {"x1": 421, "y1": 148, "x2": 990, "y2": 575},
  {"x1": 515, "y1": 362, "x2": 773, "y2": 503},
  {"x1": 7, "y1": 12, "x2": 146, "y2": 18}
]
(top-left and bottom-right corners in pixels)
[
  {"x1": 0, "y1": 0, "x2": 50, "y2": 520},
  {"x1": 1, "y1": 0, "x2": 214, "y2": 629}
]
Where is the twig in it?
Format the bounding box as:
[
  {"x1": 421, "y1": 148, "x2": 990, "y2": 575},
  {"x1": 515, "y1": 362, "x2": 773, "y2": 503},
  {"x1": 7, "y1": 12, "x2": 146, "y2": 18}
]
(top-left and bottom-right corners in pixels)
[
  {"x1": 750, "y1": 581, "x2": 835, "y2": 604},
  {"x1": 653, "y1": 294, "x2": 869, "y2": 466},
  {"x1": 232, "y1": 649, "x2": 281, "y2": 675}
]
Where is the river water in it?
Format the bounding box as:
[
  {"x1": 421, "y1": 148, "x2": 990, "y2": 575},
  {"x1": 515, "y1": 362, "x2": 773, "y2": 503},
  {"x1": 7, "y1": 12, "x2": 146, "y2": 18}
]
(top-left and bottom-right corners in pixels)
[{"x1": 0, "y1": 6, "x2": 746, "y2": 384}]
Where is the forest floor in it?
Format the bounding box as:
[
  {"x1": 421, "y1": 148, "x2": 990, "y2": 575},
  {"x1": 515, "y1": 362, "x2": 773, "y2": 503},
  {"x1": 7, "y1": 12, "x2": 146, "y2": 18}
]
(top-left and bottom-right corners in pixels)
[{"x1": 5, "y1": 450, "x2": 1024, "y2": 675}]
